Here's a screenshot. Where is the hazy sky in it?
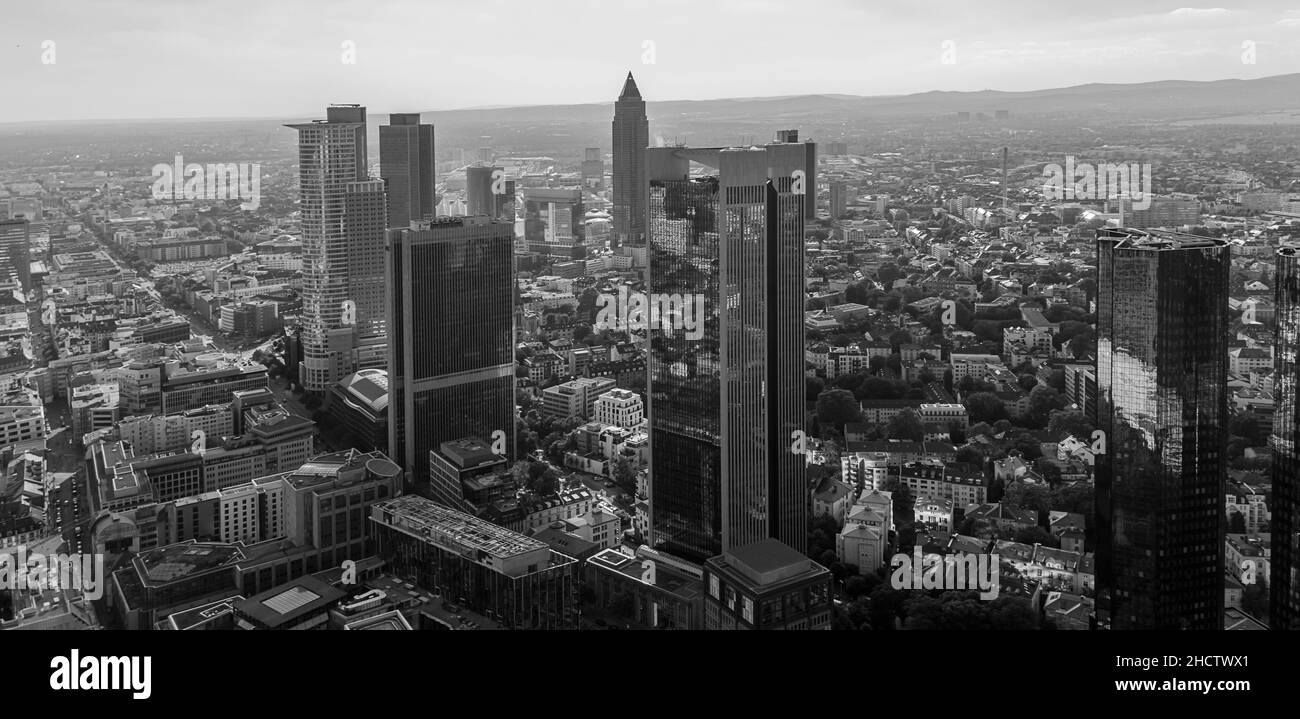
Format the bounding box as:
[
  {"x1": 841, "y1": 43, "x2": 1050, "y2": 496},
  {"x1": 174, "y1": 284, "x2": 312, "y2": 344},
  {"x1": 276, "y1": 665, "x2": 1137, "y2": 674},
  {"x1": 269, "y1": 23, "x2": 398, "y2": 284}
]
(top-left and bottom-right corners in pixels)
[{"x1": 2, "y1": 0, "x2": 1298, "y2": 122}]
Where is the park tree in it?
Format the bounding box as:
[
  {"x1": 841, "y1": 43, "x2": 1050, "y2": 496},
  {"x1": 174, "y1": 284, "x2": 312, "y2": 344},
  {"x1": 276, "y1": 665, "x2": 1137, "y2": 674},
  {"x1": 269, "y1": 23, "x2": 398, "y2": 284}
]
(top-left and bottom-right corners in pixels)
[
  {"x1": 806, "y1": 376, "x2": 825, "y2": 402},
  {"x1": 816, "y1": 389, "x2": 864, "y2": 430},
  {"x1": 1050, "y1": 481, "x2": 1094, "y2": 515},
  {"x1": 1047, "y1": 409, "x2": 1094, "y2": 440},
  {"x1": 964, "y1": 392, "x2": 1008, "y2": 424},
  {"x1": 1004, "y1": 481, "x2": 1052, "y2": 521},
  {"x1": 879, "y1": 477, "x2": 916, "y2": 527},
  {"x1": 845, "y1": 281, "x2": 873, "y2": 305},
  {"x1": 886, "y1": 409, "x2": 926, "y2": 442},
  {"x1": 1229, "y1": 511, "x2": 1247, "y2": 534},
  {"x1": 1013, "y1": 525, "x2": 1059, "y2": 547},
  {"x1": 1027, "y1": 385, "x2": 1067, "y2": 426},
  {"x1": 1067, "y1": 330, "x2": 1095, "y2": 358},
  {"x1": 1229, "y1": 413, "x2": 1266, "y2": 446}
]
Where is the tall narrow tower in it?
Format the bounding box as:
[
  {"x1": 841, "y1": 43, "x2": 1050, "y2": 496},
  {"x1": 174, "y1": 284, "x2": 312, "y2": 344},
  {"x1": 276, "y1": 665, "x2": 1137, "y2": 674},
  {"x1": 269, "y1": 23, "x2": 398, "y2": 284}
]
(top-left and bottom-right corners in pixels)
[
  {"x1": 379, "y1": 113, "x2": 436, "y2": 229},
  {"x1": 387, "y1": 216, "x2": 516, "y2": 494},
  {"x1": 287, "y1": 105, "x2": 388, "y2": 391},
  {"x1": 646, "y1": 141, "x2": 808, "y2": 563},
  {"x1": 1272, "y1": 244, "x2": 1300, "y2": 628},
  {"x1": 1094, "y1": 227, "x2": 1228, "y2": 630},
  {"x1": 612, "y1": 72, "x2": 649, "y2": 249}
]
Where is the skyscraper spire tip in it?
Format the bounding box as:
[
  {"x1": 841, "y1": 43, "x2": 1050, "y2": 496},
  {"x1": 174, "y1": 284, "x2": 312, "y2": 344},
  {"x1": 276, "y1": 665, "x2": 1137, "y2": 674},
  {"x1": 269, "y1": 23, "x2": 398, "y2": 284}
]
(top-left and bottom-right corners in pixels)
[{"x1": 619, "y1": 72, "x2": 641, "y2": 100}]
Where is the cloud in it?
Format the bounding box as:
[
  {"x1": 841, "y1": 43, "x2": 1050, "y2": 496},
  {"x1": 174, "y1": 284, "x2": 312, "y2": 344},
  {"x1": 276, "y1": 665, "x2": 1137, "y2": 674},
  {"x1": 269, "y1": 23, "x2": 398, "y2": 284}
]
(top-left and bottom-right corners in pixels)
[{"x1": 1168, "y1": 8, "x2": 1230, "y2": 18}]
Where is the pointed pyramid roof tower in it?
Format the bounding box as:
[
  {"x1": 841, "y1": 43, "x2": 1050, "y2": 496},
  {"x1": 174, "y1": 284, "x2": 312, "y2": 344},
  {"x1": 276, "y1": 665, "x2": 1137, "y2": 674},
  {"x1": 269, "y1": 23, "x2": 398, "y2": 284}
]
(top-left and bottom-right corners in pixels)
[{"x1": 619, "y1": 71, "x2": 641, "y2": 100}]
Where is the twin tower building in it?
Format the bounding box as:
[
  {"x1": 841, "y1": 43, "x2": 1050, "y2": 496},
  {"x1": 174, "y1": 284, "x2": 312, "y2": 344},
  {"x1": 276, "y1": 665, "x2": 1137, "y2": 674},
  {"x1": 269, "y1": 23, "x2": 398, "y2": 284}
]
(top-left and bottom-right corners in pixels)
[{"x1": 286, "y1": 76, "x2": 821, "y2": 583}]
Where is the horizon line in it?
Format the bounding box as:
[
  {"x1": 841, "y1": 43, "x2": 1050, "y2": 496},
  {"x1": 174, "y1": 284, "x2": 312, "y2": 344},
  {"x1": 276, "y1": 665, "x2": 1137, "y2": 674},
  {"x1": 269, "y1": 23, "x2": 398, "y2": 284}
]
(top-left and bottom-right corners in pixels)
[{"x1": 1, "y1": 71, "x2": 1295, "y2": 127}]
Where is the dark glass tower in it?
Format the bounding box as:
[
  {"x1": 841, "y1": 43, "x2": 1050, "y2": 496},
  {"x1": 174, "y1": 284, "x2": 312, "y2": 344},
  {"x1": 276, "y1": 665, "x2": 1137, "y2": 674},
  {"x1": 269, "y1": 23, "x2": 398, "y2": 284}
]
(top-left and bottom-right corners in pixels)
[
  {"x1": 1272, "y1": 244, "x2": 1300, "y2": 628},
  {"x1": 612, "y1": 72, "x2": 649, "y2": 248},
  {"x1": 772, "y1": 129, "x2": 817, "y2": 221},
  {"x1": 521, "y1": 188, "x2": 584, "y2": 259},
  {"x1": 387, "y1": 216, "x2": 516, "y2": 494},
  {"x1": 379, "y1": 113, "x2": 436, "y2": 229},
  {"x1": 466, "y1": 165, "x2": 515, "y2": 222},
  {"x1": 646, "y1": 142, "x2": 807, "y2": 563},
  {"x1": 1094, "y1": 227, "x2": 1228, "y2": 630}
]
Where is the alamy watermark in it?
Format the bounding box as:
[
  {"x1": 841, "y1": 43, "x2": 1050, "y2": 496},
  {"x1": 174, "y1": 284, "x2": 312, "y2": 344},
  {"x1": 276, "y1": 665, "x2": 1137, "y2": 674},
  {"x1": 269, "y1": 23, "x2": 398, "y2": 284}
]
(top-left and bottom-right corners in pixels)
[
  {"x1": 0, "y1": 546, "x2": 106, "y2": 601},
  {"x1": 889, "y1": 548, "x2": 1000, "y2": 600},
  {"x1": 594, "y1": 288, "x2": 705, "y2": 340},
  {"x1": 151, "y1": 154, "x2": 261, "y2": 210},
  {"x1": 50, "y1": 650, "x2": 151, "y2": 700},
  {"x1": 1042, "y1": 156, "x2": 1152, "y2": 210}
]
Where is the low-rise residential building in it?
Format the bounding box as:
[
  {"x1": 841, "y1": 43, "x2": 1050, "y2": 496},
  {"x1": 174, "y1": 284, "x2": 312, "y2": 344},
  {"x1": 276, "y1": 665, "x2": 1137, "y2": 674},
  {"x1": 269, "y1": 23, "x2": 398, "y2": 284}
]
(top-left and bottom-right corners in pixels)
[{"x1": 812, "y1": 478, "x2": 853, "y2": 524}]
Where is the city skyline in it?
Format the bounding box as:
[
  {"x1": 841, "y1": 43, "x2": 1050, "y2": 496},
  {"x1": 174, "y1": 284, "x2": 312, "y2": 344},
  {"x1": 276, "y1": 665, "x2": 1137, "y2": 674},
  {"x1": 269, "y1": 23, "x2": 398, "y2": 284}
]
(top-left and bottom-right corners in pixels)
[{"x1": 4, "y1": 9, "x2": 1300, "y2": 649}]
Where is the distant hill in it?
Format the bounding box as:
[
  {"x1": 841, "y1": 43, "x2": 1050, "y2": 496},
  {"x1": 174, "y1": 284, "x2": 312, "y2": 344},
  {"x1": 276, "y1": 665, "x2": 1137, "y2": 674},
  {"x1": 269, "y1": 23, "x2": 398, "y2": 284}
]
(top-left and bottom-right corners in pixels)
[{"x1": 414, "y1": 73, "x2": 1300, "y2": 127}]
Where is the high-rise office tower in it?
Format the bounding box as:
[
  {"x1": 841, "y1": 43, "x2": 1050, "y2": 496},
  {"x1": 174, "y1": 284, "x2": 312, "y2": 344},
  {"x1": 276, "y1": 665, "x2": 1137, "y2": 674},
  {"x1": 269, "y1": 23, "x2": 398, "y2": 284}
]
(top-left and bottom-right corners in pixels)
[
  {"x1": 521, "y1": 188, "x2": 584, "y2": 259},
  {"x1": 1272, "y1": 244, "x2": 1300, "y2": 628},
  {"x1": 288, "y1": 105, "x2": 389, "y2": 391},
  {"x1": 0, "y1": 216, "x2": 31, "y2": 292},
  {"x1": 582, "y1": 147, "x2": 604, "y2": 190},
  {"x1": 379, "y1": 113, "x2": 436, "y2": 229},
  {"x1": 612, "y1": 72, "x2": 649, "y2": 248},
  {"x1": 1094, "y1": 227, "x2": 1229, "y2": 630},
  {"x1": 773, "y1": 129, "x2": 817, "y2": 221},
  {"x1": 466, "y1": 165, "x2": 515, "y2": 221},
  {"x1": 829, "y1": 182, "x2": 847, "y2": 219},
  {"x1": 387, "y1": 216, "x2": 515, "y2": 494},
  {"x1": 646, "y1": 142, "x2": 807, "y2": 564}
]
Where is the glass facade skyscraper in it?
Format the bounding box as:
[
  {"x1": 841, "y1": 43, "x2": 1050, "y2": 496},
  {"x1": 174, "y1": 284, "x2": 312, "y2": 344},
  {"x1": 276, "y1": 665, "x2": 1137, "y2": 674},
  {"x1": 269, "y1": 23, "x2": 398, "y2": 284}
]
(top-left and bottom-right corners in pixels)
[
  {"x1": 1094, "y1": 227, "x2": 1228, "y2": 630},
  {"x1": 387, "y1": 216, "x2": 516, "y2": 494},
  {"x1": 466, "y1": 165, "x2": 516, "y2": 222},
  {"x1": 379, "y1": 113, "x2": 436, "y2": 229},
  {"x1": 1272, "y1": 244, "x2": 1300, "y2": 628},
  {"x1": 521, "y1": 187, "x2": 584, "y2": 259},
  {"x1": 646, "y1": 141, "x2": 807, "y2": 564}
]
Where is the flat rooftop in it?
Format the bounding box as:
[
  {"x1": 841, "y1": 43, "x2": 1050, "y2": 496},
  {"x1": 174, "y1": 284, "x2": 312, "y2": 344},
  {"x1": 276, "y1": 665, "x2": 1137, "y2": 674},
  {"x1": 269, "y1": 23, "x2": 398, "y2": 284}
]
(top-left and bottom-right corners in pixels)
[
  {"x1": 374, "y1": 494, "x2": 549, "y2": 560},
  {"x1": 587, "y1": 548, "x2": 702, "y2": 601},
  {"x1": 285, "y1": 449, "x2": 399, "y2": 490},
  {"x1": 728, "y1": 538, "x2": 811, "y2": 577},
  {"x1": 234, "y1": 575, "x2": 345, "y2": 628},
  {"x1": 437, "y1": 437, "x2": 502, "y2": 470},
  {"x1": 166, "y1": 594, "x2": 245, "y2": 630},
  {"x1": 1097, "y1": 227, "x2": 1229, "y2": 251},
  {"x1": 343, "y1": 610, "x2": 412, "y2": 630},
  {"x1": 134, "y1": 542, "x2": 246, "y2": 586},
  {"x1": 705, "y1": 539, "x2": 829, "y2": 593}
]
